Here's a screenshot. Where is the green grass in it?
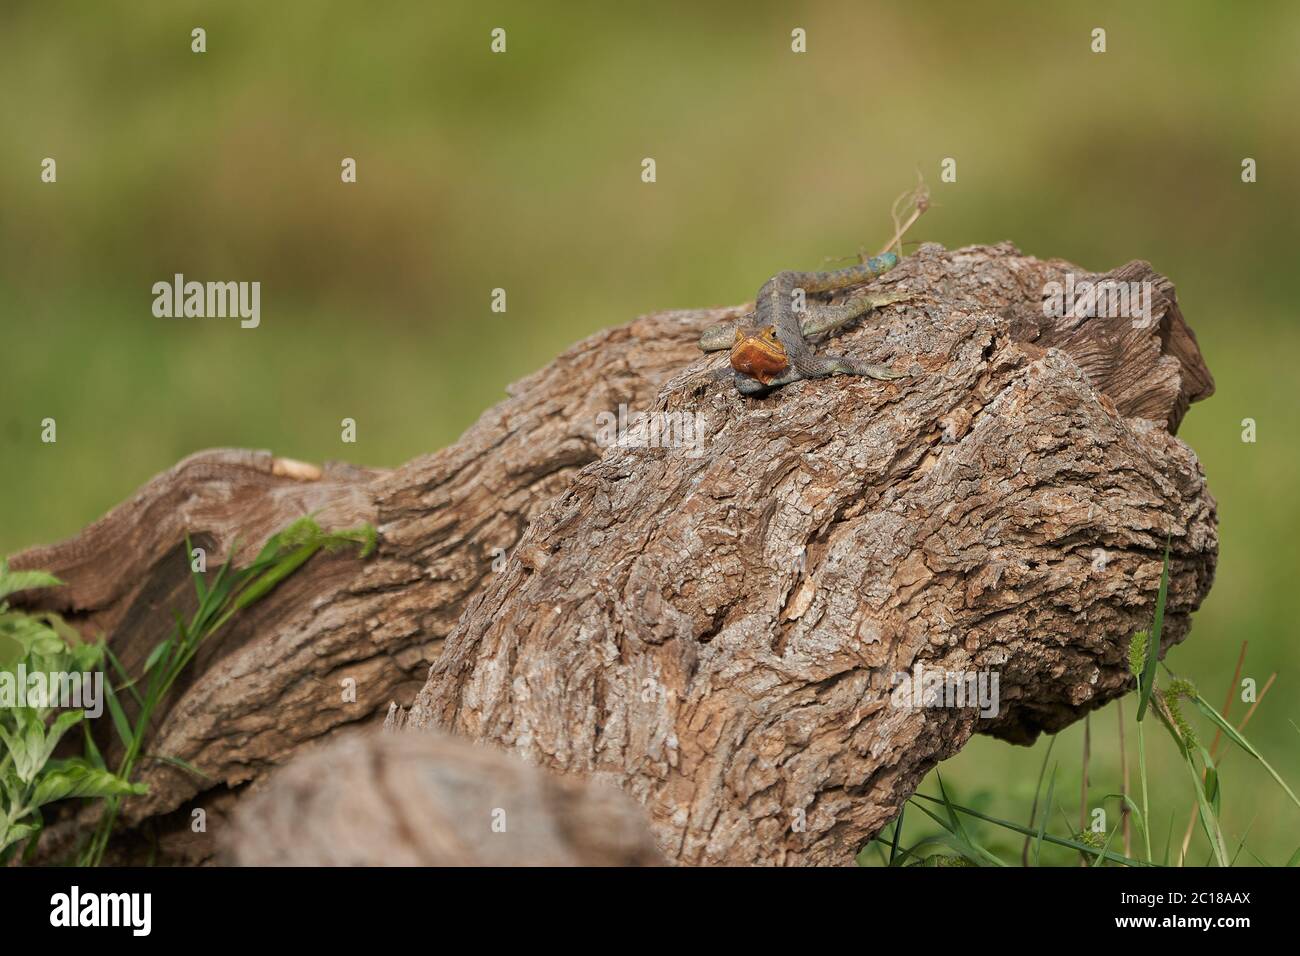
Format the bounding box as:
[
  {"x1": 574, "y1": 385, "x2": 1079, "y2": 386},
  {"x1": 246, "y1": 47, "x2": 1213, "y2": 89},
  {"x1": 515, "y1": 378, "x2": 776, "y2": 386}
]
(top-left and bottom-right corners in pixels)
[{"x1": 861, "y1": 557, "x2": 1300, "y2": 867}]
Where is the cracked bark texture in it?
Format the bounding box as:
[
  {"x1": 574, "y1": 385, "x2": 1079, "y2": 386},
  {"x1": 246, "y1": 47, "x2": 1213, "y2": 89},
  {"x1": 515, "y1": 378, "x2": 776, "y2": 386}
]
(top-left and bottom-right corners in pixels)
[
  {"x1": 8, "y1": 242, "x2": 1216, "y2": 866},
  {"x1": 402, "y1": 242, "x2": 1217, "y2": 865},
  {"x1": 10, "y1": 294, "x2": 738, "y2": 863}
]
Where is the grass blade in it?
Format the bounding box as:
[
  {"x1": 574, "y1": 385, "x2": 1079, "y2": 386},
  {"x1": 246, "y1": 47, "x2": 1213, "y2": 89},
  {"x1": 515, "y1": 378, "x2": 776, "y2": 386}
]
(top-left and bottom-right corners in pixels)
[
  {"x1": 888, "y1": 803, "x2": 905, "y2": 866},
  {"x1": 1035, "y1": 765, "x2": 1057, "y2": 867},
  {"x1": 910, "y1": 793, "x2": 1150, "y2": 866},
  {"x1": 101, "y1": 681, "x2": 134, "y2": 753},
  {"x1": 1136, "y1": 541, "x2": 1170, "y2": 722},
  {"x1": 1190, "y1": 691, "x2": 1300, "y2": 811}
]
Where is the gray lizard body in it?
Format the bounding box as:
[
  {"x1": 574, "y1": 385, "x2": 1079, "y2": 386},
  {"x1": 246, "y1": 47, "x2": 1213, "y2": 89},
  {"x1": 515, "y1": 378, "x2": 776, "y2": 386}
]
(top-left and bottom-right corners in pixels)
[{"x1": 698, "y1": 252, "x2": 911, "y2": 395}]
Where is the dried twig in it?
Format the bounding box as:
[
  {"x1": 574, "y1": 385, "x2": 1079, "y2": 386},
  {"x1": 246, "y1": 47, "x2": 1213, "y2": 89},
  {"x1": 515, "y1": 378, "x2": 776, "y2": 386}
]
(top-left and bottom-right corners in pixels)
[{"x1": 880, "y1": 170, "x2": 932, "y2": 256}]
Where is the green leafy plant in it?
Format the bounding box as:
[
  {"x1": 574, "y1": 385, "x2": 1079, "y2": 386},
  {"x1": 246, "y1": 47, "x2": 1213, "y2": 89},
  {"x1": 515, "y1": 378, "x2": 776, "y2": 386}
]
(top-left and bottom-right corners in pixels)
[
  {"x1": 81, "y1": 516, "x2": 375, "y2": 865},
  {"x1": 0, "y1": 563, "x2": 144, "y2": 863},
  {"x1": 0, "y1": 516, "x2": 375, "y2": 865}
]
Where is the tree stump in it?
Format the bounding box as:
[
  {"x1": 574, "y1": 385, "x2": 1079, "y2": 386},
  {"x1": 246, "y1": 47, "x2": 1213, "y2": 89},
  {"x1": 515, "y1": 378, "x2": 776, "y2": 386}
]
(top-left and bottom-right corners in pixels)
[{"x1": 10, "y1": 242, "x2": 1217, "y2": 865}]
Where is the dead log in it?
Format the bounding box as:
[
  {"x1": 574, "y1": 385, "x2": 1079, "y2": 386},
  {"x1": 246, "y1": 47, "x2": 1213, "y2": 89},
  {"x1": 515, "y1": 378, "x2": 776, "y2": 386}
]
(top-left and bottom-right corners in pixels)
[
  {"x1": 403, "y1": 242, "x2": 1218, "y2": 864},
  {"x1": 12, "y1": 295, "x2": 739, "y2": 863},
  {"x1": 10, "y1": 242, "x2": 1217, "y2": 865}
]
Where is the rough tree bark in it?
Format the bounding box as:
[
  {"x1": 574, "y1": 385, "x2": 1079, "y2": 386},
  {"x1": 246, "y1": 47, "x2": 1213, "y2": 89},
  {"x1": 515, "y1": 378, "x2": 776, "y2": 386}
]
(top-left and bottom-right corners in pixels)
[{"x1": 10, "y1": 242, "x2": 1216, "y2": 866}]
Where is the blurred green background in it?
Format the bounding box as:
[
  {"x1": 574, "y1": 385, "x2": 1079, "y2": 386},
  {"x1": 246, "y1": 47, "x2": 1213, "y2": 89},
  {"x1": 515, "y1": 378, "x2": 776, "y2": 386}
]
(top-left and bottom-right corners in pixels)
[{"x1": 2, "y1": 1, "x2": 1297, "y2": 863}]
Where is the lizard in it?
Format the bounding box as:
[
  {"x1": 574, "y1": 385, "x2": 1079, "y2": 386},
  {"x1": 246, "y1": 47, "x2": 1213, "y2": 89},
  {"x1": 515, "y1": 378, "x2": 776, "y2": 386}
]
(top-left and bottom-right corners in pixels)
[{"x1": 697, "y1": 251, "x2": 912, "y2": 395}]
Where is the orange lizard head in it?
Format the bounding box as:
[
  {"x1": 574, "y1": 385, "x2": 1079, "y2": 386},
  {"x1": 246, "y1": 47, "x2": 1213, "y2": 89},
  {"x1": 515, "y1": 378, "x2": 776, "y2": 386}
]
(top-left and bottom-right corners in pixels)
[{"x1": 729, "y1": 325, "x2": 788, "y2": 384}]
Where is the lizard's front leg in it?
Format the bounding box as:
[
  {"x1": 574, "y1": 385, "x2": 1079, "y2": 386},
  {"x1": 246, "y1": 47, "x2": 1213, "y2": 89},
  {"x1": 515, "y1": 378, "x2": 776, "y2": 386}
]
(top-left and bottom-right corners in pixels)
[{"x1": 698, "y1": 313, "x2": 756, "y2": 352}]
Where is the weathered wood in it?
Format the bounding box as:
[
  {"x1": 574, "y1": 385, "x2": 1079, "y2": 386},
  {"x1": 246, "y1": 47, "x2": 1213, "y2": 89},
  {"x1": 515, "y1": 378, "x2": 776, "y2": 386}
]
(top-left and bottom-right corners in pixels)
[
  {"x1": 13, "y1": 295, "x2": 736, "y2": 862},
  {"x1": 402, "y1": 243, "x2": 1218, "y2": 864},
  {"x1": 10, "y1": 242, "x2": 1216, "y2": 865}
]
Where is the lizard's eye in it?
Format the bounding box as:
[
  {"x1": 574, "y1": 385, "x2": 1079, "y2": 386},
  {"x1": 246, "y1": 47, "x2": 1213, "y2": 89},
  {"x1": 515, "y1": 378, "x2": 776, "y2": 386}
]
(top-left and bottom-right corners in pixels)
[{"x1": 763, "y1": 326, "x2": 778, "y2": 340}]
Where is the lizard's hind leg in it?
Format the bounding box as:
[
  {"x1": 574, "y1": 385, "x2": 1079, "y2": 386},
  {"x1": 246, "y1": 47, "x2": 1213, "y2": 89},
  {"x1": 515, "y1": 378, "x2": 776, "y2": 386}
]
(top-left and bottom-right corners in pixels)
[
  {"x1": 734, "y1": 353, "x2": 907, "y2": 395},
  {"x1": 802, "y1": 290, "x2": 914, "y2": 340}
]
